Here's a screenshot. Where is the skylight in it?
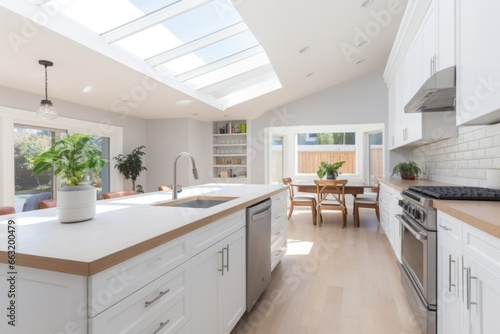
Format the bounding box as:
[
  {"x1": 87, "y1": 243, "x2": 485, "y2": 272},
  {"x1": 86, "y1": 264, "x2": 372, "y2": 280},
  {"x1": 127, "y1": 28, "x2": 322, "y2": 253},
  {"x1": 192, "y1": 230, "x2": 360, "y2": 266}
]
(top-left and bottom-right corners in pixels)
[{"x1": 43, "y1": 0, "x2": 281, "y2": 110}]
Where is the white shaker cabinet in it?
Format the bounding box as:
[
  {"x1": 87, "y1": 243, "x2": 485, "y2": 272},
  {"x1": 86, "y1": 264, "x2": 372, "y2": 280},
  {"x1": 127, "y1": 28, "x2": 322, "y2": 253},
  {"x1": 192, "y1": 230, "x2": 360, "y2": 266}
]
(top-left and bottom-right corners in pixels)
[
  {"x1": 437, "y1": 211, "x2": 500, "y2": 334},
  {"x1": 271, "y1": 190, "x2": 287, "y2": 270},
  {"x1": 0, "y1": 266, "x2": 87, "y2": 334},
  {"x1": 379, "y1": 183, "x2": 402, "y2": 261},
  {"x1": 456, "y1": 0, "x2": 500, "y2": 125},
  {"x1": 437, "y1": 212, "x2": 462, "y2": 334},
  {"x1": 190, "y1": 227, "x2": 246, "y2": 334}
]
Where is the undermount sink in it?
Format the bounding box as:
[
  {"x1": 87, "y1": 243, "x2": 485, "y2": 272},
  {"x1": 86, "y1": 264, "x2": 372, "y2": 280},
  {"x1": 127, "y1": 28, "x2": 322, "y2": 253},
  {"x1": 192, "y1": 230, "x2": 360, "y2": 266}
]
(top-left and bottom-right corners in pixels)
[{"x1": 154, "y1": 196, "x2": 237, "y2": 209}]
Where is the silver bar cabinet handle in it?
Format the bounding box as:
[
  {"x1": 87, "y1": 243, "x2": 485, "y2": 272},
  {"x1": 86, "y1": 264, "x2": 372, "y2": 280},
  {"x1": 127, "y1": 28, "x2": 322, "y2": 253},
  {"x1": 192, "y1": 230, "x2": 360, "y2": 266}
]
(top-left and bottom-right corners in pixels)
[
  {"x1": 448, "y1": 255, "x2": 456, "y2": 292},
  {"x1": 152, "y1": 319, "x2": 170, "y2": 334},
  {"x1": 144, "y1": 289, "x2": 170, "y2": 308}
]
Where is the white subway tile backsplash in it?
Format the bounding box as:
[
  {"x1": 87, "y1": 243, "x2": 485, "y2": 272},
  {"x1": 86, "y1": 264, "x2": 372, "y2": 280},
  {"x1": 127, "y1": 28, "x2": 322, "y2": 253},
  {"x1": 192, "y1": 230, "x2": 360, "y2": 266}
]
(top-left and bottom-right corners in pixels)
[{"x1": 412, "y1": 123, "x2": 500, "y2": 186}]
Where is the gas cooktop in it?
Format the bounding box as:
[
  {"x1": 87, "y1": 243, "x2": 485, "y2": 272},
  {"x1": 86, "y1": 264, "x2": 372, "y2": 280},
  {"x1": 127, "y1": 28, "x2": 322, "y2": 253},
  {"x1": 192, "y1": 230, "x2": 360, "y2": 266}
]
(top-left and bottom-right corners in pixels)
[{"x1": 407, "y1": 186, "x2": 500, "y2": 200}]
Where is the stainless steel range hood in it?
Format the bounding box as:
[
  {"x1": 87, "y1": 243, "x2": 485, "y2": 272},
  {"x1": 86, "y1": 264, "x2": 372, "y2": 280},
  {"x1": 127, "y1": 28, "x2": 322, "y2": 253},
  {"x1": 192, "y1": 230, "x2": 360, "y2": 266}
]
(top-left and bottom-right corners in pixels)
[{"x1": 404, "y1": 66, "x2": 456, "y2": 113}]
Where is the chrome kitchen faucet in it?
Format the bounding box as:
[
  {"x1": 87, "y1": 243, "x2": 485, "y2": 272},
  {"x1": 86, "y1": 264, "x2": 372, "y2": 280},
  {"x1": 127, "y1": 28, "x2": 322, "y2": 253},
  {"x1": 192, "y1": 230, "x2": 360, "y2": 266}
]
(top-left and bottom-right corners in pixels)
[{"x1": 173, "y1": 152, "x2": 199, "y2": 199}]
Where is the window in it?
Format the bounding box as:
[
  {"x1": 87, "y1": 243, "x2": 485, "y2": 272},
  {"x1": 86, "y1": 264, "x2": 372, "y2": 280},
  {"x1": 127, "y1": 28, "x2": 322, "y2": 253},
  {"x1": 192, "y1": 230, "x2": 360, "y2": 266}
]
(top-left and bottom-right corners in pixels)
[
  {"x1": 0, "y1": 106, "x2": 123, "y2": 209},
  {"x1": 296, "y1": 132, "x2": 356, "y2": 174},
  {"x1": 265, "y1": 124, "x2": 383, "y2": 185},
  {"x1": 13, "y1": 126, "x2": 111, "y2": 211}
]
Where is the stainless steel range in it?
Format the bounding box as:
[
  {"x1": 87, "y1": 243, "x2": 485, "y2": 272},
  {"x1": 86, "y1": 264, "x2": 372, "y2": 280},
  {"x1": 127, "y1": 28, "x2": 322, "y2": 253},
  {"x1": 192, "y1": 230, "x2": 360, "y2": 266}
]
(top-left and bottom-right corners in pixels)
[{"x1": 396, "y1": 186, "x2": 500, "y2": 334}]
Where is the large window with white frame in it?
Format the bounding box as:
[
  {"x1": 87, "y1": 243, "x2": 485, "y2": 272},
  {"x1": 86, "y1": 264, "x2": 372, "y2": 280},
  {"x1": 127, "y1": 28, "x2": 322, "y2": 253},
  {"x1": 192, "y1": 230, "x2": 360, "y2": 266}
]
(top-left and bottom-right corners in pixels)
[
  {"x1": 265, "y1": 124, "x2": 383, "y2": 185},
  {"x1": 0, "y1": 106, "x2": 123, "y2": 209}
]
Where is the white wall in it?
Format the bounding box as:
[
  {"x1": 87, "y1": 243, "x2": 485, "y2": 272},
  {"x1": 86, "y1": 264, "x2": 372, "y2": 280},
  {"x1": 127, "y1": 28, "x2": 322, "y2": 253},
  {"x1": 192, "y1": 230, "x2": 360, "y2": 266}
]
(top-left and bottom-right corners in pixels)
[
  {"x1": 410, "y1": 123, "x2": 500, "y2": 186},
  {"x1": 249, "y1": 69, "x2": 389, "y2": 183},
  {"x1": 0, "y1": 85, "x2": 147, "y2": 190},
  {"x1": 145, "y1": 118, "x2": 211, "y2": 192}
]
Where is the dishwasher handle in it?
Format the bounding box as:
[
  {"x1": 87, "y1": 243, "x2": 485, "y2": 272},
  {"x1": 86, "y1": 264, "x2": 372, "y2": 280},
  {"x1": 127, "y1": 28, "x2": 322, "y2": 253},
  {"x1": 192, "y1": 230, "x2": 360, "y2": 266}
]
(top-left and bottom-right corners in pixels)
[{"x1": 251, "y1": 207, "x2": 271, "y2": 221}]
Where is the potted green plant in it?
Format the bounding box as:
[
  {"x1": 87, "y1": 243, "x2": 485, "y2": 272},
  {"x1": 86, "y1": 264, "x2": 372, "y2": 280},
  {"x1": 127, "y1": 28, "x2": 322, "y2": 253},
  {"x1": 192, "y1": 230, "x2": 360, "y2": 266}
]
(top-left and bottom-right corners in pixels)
[
  {"x1": 392, "y1": 161, "x2": 421, "y2": 180},
  {"x1": 317, "y1": 161, "x2": 346, "y2": 180},
  {"x1": 31, "y1": 133, "x2": 107, "y2": 223},
  {"x1": 113, "y1": 146, "x2": 147, "y2": 191}
]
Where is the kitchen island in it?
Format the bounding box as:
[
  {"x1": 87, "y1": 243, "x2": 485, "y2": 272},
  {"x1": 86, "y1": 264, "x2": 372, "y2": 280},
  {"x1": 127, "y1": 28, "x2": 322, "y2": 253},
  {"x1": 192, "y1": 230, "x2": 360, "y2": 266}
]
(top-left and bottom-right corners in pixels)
[{"x1": 0, "y1": 183, "x2": 287, "y2": 334}]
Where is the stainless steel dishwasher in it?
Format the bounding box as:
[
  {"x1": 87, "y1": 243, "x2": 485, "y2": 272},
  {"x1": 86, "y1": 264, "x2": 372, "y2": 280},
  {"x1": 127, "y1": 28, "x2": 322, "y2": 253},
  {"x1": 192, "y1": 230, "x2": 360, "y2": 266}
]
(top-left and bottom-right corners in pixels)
[{"x1": 246, "y1": 198, "x2": 272, "y2": 311}]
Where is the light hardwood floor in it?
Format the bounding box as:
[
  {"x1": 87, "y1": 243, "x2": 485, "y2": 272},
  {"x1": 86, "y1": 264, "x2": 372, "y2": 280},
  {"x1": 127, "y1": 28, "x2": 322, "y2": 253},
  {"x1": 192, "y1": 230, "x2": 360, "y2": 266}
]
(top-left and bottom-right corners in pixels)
[{"x1": 232, "y1": 208, "x2": 424, "y2": 334}]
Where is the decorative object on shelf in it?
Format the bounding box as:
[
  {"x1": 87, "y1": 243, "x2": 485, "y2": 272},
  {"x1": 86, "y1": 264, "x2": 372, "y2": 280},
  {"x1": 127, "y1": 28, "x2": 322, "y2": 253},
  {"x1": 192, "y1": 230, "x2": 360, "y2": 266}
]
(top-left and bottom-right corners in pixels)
[
  {"x1": 392, "y1": 161, "x2": 421, "y2": 180},
  {"x1": 240, "y1": 123, "x2": 246, "y2": 133},
  {"x1": 225, "y1": 158, "x2": 233, "y2": 165},
  {"x1": 36, "y1": 60, "x2": 58, "y2": 120},
  {"x1": 234, "y1": 158, "x2": 241, "y2": 165},
  {"x1": 31, "y1": 133, "x2": 107, "y2": 223},
  {"x1": 317, "y1": 161, "x2": 346, "y2": 180},
  {"x1": 217, "y1": 158, "x2": 224, "y2": 165},
  {"x1": 113, "y1": 145, "x2": 147, "y2": 191}
]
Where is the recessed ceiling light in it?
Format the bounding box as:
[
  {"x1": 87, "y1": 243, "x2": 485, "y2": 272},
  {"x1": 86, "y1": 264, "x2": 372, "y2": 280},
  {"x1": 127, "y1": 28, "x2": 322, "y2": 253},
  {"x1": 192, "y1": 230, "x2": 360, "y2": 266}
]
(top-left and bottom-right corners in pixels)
[
  {"x1": 82, "y1": 86, "x2": 94, "y2": 93},
  {"x1": 299, "y1": 46, "x2": 310, "y2": 54},
  {"x1": 306, "y1": 72, "x2": 315, "y2": 77},
  {"x1": 356, "y1": 59, "x2": 366, "y2": 65},
  {"x1": 175, "y1": 99, "x2": 192, "y2": 106},
  {"x1": 361, "y1": 0, "x2": 374, "y2": 7}
]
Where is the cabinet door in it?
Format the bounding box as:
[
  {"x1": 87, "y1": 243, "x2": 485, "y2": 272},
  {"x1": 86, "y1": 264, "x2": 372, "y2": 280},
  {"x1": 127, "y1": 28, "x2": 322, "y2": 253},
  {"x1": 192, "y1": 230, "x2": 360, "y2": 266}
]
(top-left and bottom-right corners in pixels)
[
  {"x1": 191, "y1": 239, "x2": 221, "y2": 334},
  {"x1": 457, "y1": 0, "x2": 500, "y2": 125},
  {"x1": 218, "y1": 228, "x2": 246, "y2": 334},
  {"x1": 422, "y1": 2, "x2": 436, "y2": 79},
  {"x1": 463, "y1": 255, "x2": 500, "y2": 334},
  {"x1": 437, "y1": 211, "x2": 463, "y2": 334},
  {"x1": 191, "y1": 228, "x2": 246, "y2": 334},
  {"x1": 436, "y1": 0, "x2": 455, "y2": 71}
]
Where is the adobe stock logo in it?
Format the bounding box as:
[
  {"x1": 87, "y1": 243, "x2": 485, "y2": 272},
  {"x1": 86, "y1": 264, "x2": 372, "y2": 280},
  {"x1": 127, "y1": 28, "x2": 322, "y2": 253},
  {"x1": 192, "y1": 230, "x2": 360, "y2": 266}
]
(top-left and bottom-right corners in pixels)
[{"x1": 339, "y1": 0, "x2": 404, "y2": 63}]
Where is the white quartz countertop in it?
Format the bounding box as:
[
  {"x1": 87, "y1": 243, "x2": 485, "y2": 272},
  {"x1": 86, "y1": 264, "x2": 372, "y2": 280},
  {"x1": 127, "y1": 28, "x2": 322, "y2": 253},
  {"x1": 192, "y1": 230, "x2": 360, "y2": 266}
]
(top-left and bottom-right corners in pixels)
[{"x1": 0, "y1": 183, "x2": 286, "y2": 275}]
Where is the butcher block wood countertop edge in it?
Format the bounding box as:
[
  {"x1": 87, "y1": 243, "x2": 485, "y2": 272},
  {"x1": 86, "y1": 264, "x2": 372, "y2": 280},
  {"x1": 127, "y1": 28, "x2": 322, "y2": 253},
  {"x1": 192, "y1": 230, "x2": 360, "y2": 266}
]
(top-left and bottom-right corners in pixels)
[{"x1": 0, "y1": 184, "x2": 286, "y2": 276}]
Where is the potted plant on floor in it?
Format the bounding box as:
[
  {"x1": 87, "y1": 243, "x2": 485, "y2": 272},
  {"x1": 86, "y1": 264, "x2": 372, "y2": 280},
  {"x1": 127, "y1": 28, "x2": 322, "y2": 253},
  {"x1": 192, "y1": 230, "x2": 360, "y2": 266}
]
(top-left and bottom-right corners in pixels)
[
  {"x1": 392, "y1": 161, "x2": 421, "y2": 180},
  {"x1": 113, "y1": 145, "x2": 147, "y2": 192},
  {"x1": 31, "y1": 133, "x2": 107, "y2": 223},
  {"x1": 317, "y1": 161, "x2": 346, "y2": 179}
]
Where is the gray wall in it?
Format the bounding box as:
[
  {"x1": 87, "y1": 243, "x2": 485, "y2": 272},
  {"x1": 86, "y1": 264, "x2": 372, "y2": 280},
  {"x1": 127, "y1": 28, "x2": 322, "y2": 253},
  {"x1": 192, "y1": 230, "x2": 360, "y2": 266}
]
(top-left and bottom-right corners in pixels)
[
  {"x1": 145, "y1": 118, "x2": 211, "y2": 192},
  {"x1": 250, "y1": 68, "x2": 389, "y2": 183},
  {"x1": 0, "y1": 85, "x2": 147, "y2": 190}
]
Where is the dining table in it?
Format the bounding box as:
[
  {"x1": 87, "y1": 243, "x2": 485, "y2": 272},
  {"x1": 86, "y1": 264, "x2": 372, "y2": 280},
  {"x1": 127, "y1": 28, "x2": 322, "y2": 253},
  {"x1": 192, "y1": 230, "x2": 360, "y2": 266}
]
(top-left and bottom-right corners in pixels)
[{"x1": 291, "y1": 180, "x2": 372, "y2": 196}]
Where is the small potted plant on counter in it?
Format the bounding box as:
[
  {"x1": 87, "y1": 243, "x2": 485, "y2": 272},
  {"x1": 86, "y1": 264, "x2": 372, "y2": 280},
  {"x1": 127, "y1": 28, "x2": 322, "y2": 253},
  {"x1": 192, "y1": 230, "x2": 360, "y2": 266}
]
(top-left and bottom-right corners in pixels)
[
  {"x1": 317, "y1": 161, "x2": 346, "y2": 180},
  {"x1": 31, "y1": 133, "x2": 107, "y2": 223},
  {"x1": 392, "y1": 161, "x2": 421, "y2": 180}
]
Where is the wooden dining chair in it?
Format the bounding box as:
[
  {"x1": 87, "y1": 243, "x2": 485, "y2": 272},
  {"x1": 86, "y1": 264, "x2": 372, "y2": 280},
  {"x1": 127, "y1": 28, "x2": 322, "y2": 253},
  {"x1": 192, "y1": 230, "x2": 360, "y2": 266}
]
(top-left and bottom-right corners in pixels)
[
  {"x1": 353, "y1": 185, "x2": 380, "y2": 227},
  {"x1": 282, "y1": 178, "x2": 317, "y2": 224},
  {"x1": 102, "y1": 190, "x2": 135, "y2": 199},
  {"x1": 0, "y1": 206, "x2": 15, "y2": 215},
  {"x1": 314, "y1": 179, "x2": 348, "y2": 227},
  {"x1": 38, "y1": 199, "x2": 57, "y2": 209}
]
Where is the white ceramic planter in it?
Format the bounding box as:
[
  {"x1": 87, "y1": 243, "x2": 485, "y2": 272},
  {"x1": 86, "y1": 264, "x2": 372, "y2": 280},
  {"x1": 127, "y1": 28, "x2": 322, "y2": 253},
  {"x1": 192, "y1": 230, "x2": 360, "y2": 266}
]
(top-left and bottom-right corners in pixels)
[{"x1": 57, "y1": 184, "x2": 96, "y2": 223}]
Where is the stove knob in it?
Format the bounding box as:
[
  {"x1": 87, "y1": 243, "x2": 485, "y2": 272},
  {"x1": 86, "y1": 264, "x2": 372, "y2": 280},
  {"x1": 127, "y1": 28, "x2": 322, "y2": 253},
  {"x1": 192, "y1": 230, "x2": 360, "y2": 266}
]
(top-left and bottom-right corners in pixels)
[{"x1": 414, "y1": 210, "x2": 421, "y2": 220}]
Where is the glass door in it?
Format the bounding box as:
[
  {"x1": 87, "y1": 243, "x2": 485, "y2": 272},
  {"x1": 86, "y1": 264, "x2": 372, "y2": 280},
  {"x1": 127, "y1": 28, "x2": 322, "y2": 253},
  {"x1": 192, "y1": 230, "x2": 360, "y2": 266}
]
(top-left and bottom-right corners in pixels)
[
  {"x1": 269, "y1": 136, "x2": 284, "y2": 184},
  {"x1": 368, "y1": 132, "x2": 383, "y2": 185}
]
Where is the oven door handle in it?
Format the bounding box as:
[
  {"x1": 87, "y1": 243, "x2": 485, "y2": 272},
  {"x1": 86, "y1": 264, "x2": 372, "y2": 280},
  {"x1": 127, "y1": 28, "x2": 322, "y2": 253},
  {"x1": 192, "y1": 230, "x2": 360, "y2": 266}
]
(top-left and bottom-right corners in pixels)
[{"x1": 396, "y1": 214, "x2": 427, "y2": 240}]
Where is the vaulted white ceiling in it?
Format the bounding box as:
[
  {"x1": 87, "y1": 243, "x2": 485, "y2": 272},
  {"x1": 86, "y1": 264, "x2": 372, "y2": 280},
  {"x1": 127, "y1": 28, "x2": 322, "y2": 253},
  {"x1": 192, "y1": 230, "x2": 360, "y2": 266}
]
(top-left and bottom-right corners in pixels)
[{"x1": 0, "y1": 0, "x2": 407, "y2": 121}]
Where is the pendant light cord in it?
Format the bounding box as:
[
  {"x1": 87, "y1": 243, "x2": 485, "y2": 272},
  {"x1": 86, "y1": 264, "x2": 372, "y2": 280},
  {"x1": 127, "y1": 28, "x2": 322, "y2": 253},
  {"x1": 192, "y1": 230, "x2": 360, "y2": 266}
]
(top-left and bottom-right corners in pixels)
[{"x1": 44, "y1": 64, "x2": 48, "y2": 101}]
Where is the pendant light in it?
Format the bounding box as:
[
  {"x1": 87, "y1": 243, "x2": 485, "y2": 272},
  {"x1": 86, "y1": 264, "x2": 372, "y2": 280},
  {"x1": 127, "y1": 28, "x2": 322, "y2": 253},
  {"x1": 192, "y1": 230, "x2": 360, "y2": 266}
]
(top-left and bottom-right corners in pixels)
[{"x1": 36, "y1": 60, "x2": 58, "y2": 120}]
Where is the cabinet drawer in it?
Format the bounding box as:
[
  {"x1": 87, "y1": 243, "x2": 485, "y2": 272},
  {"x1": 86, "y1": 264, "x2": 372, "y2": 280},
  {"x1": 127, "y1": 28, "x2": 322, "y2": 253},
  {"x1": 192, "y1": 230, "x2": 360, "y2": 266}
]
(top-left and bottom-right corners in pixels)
[
  {"x1": 463, "y1": 223, "x2": 500, "y2": 277},
  {"x1": 89, "y1": 236, "x2": 190, "y2": 317},
  {"x1": 191, "y1": 210, "x2": 245, "y2": 256},
  {"x1": 271, "y1": 234, "x2": 287, "y2": 271},
  {"x1": 437, "y1": 211, "x2": 462, "y2": 243},
  {"x1": 90, "y1": 262, "x2": 190, "y2": 333},
  {"x1": 272, "y1": 191, "x2": 287, "y2": 212},
  {"x1": 271, "y1": 217, "x2": 286, "y2": 246}
]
